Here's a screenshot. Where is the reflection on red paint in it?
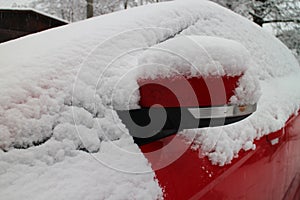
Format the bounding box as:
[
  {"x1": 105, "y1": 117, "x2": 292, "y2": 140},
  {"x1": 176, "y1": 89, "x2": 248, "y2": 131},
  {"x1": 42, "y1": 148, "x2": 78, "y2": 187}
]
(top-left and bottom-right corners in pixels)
[{"x1": 140, "y1": 112, "x2": 300, "y2": 200}]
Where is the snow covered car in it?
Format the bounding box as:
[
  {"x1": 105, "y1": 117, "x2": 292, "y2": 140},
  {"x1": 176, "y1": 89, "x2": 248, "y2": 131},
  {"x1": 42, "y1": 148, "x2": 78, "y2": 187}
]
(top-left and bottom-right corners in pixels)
[{"x1": 0, "y1": 1, "x2": 300, "y2": 200}]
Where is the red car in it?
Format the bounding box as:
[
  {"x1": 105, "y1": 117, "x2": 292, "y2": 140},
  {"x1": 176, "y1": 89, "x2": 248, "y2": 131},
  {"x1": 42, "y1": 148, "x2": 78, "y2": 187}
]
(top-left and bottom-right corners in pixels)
[{"x1": 0, "y1": 1, "x2": 299, "y2": 200}]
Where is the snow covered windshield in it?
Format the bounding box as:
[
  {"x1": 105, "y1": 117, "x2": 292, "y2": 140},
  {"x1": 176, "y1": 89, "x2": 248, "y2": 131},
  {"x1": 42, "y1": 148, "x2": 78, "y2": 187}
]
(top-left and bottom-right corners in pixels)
[{"x1": 0, "y1": 0, "x2": 300, "y2": 199}]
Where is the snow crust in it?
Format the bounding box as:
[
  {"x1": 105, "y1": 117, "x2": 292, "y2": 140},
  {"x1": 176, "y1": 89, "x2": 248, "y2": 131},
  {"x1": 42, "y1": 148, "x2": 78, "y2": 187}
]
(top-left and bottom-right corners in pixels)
[{"x1": 0, "y1": 0, "x2": 300, "y2": 198}]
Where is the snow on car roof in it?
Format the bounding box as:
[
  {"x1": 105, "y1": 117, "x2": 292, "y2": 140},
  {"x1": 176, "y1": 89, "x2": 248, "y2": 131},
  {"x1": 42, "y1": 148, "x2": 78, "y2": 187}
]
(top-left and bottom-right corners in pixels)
[{"x1": 0, "y1": 0, "x2": 300, "y2": 199}]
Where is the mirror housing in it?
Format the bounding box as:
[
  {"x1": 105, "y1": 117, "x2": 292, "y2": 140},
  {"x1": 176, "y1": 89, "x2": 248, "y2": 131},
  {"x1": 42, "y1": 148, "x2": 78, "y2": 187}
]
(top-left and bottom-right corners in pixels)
[{"x1": 117, "y1": 75, "x2": 257, "y2": 146}]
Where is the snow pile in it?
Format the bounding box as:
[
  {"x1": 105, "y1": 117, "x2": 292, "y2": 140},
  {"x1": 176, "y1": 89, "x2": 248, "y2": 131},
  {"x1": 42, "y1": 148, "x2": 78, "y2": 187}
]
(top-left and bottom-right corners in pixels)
[
  {"x1": 139, "y1": 36, "x2": 250, "y2": 78},
  {"x1": 0, "y1": 0, "x2": 300, "y2": 198},
  {"x1": 0, "y1": 138, "x2": 162, "y2": 200}
]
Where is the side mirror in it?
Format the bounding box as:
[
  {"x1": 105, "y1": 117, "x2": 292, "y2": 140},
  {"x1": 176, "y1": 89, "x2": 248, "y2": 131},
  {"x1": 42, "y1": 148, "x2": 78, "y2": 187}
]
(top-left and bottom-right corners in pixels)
[
  {"x1": 117, "y1": 75, "x2": 256, "y2": 145},
  {"x1": 117, "y1": 35, "x2": 257, "y2": 145}
]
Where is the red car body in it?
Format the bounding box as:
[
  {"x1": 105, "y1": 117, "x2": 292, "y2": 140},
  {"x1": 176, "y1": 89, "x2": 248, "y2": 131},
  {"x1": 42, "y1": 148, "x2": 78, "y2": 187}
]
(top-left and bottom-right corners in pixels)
[
  {"x1": 134, "y1": 76, "x2": 300, "y2": 200},
  {"x1": 141, "y1": 113, "x2": 300, "y2": 200}
]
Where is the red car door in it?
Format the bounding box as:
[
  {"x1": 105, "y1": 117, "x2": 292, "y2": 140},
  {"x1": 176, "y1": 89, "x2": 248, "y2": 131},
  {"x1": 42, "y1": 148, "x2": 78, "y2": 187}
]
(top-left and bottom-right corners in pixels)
[{"x1": 140, "y1": 113, "x2": 300, "y2": 200}]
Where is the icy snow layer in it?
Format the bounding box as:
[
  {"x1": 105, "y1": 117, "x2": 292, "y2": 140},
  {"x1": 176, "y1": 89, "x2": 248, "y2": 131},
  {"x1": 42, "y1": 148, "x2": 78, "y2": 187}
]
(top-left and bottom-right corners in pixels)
[{"x1": 0, "y1": 0, "x2": 300, "y2": 199}]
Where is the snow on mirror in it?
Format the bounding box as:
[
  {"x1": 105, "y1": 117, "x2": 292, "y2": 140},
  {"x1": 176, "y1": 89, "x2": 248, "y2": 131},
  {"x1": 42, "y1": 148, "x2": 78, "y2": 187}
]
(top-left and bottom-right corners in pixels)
[{"x1": 117, "y1": 36, "x2": 258, "y2": 145}]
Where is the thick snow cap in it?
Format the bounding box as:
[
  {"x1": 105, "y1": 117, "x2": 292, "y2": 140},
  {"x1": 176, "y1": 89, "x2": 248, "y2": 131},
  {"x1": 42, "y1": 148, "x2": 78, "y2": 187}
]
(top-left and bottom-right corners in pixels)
[{"x1": 139, "y1": 36, "x2": 250, "y2": 78}]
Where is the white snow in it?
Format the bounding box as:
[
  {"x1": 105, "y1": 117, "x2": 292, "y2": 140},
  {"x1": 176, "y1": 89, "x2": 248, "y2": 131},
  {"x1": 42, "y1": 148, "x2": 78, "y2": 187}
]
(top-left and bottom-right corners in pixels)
[
  {"x1": 0, "y1": 139, "x2": 162, "y2": 200},
  {"x1": 138, "y1": 36, "x2": 250, "y2": 78},
  {"x1": 0, "y1": 0, "x2": 300, "y2": 199},
  {"x1": 137, "y1": 35, "x2": 260, "y2": 106}
]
